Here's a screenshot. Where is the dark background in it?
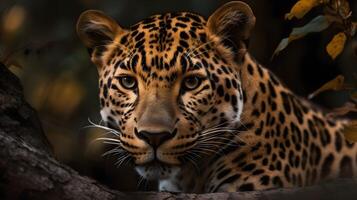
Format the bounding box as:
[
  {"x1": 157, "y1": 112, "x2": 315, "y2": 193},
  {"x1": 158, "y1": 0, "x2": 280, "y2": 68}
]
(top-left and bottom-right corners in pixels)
[{"x1": 0, "y1": 0, "x2": 356, "y2": 192}]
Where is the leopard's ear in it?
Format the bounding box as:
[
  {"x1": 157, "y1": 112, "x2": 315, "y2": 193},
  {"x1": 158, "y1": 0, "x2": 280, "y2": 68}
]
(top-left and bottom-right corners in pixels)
[
  {"x1": 207, "y1": 1, "x2": 255, "y2": 60},
  {"x1": 76, "y1": 10, "x2": 124, "y2": 62}
]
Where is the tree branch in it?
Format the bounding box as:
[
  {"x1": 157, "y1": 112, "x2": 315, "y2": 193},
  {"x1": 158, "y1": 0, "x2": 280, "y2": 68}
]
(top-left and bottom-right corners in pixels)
[{"x1": 1, "y1": 63, "x2": 357, "y2": 200}]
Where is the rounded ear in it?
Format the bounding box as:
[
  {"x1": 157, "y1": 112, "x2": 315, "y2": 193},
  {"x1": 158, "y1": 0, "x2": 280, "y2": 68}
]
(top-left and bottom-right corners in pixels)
[
  {"x1": 207, "y1": 1, "x2": 256, "y2": 58},
  {"x1": 76, "y1": 10, "x2": 124, "y2": 50}
]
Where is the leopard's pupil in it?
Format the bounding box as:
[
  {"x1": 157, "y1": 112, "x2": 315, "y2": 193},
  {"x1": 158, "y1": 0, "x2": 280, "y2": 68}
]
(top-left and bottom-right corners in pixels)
[
  {"x1": 120, "y1": 76, "x2": 136, "y2": 89},
  {"x1": 185, "y1": 77, "x2": 199, "y2": 90}
]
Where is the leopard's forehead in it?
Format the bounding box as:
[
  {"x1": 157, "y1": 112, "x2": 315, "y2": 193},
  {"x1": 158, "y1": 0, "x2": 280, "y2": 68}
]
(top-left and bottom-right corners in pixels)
[
  {"x1": 129, "y1": 12, "x2": 207, "y2": 41},
  {"x1": 110, "y1": 12, "x2": 217, "y2": 84}
]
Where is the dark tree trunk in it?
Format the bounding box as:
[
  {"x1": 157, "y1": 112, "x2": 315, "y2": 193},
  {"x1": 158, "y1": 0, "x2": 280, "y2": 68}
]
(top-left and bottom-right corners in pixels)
[{"x1": 1, "y1": 63, "x2": 357, "y2": 200}]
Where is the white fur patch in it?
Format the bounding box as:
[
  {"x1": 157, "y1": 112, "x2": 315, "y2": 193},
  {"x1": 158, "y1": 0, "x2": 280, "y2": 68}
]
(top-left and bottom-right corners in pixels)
[
  {"x1": 236, "y1": 86, "x2": 244, "y2": 122},
  {"x1": 229, "y1": 79, "x2": 244, "y2": 126},
  {"x1": 100, "y1": 108, "x2": 110, "y2": 122},
  {"x1": 159, "y1": 179, "x2": 181, "y2": 192},
  {"x1": 135, "y1": 165, "x2": 180, "y2": 179}
]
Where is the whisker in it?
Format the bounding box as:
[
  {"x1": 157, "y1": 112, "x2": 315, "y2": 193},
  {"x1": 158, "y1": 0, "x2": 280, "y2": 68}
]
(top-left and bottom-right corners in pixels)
[
  {"x1": 200, "y1": 130, "x2": 239, "y2": 137},
  {"x1": 184, "y1": 40, "x2": 216, "y2": 58},
  {"x1": 94, "y1": 137, "x2": 122, "y2": 143},
  {"x1": 207, "y1": 129, "x2": 239, "y2": 134},
  {"x1": 191, "y1": 147, "x2": 218, "y2": 154},
  {"x1": 102, "y1": 141, "x2": 122, "y2": 145},
  {"x1": 183, "y1": 155, "x2": 200, "y2": 173},
  {"x1": 84, "y1": 118, "x2": 121, "y2": 137},
  {"x1": 102, "y1": 148, "x2": 125, "y2": 157},
  {"x1": 137, "y1": 176, "x2": 148, "y2": 191},
  {"x1": 190, "y1": 148, "x2": 212, "y2": 156},
  {"x1": 115, "y1": 154, "x2": 130, "y2": 167}
]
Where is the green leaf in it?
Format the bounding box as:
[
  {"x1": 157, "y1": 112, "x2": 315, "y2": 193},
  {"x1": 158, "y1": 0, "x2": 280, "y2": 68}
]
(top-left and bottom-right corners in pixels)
[
  {"x1": 272, "y1": 38, "x2": 289, "y2": 59},
  {"x1": 273, "y1": 15, "x2": 331, "y2": 58}
]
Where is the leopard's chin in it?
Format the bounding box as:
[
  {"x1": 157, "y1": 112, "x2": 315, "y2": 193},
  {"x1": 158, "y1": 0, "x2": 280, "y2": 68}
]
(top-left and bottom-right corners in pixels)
[{"x1": 135, "y1": 161, "x2": 181, "y2": 180}]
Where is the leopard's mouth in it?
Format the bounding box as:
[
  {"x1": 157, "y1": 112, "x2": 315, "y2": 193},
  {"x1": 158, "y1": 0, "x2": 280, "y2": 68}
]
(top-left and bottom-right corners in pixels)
[
  {"x1": 140, "y1": 159, "x2": 174, "y2": 167},
  {"x1": 135, "y1": 160, "x2": 181, "y2": 180}
]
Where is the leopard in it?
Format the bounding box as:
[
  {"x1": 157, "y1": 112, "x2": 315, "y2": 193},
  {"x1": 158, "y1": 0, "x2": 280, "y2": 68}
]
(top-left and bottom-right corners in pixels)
[{"x1": 76, "y1": 1, "x2": 357, "y2": 193}]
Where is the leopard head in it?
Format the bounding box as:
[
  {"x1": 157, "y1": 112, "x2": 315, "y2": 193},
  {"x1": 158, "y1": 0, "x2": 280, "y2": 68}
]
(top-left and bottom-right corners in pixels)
[{"x1": 77, "y1": 1, "x2": 255, "y2": 180}]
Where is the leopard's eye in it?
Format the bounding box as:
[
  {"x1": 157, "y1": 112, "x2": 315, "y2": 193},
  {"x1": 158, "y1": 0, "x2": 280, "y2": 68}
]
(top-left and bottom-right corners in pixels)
[
  {"x1": 183, "y1": 76, "x2": 202, "y2": 91},
  {"x1": 119, "y1": 76, "x2": 137, "y2": 90}
]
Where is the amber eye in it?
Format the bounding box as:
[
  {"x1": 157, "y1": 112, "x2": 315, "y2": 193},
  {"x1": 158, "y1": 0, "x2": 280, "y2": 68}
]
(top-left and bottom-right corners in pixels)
[
  {"x1": 119, "y1": 76, "x2": 137, "y2": 90},
  {"x1": 183, "y1": 76, "x2": 202, "y2": 91}
]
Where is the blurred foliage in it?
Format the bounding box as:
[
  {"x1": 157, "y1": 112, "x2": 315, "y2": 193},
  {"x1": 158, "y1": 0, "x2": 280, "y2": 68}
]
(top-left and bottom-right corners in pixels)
[
  {"x1": 274, "y1": 0, "x2": 356, "y2": 59},
  {"x1": 0, "y1": 0, "x2": 356, "y2": 192},
  {"x1": 285, "y1": 0, "x2": 321, "y2": 20},
  {"x1": 2, "y1": 5, "x2": 26, "y2": 39},
  {"x1": 344, "y1": 121, "x2": 357, "y2": 142},
  {"x1": 275, "y1": 0, "x2": 357, "y2": 143},
  {"x1": 327, "y1": 32, "x2": 347, "y2": 59},
  {"x1": 307, "y1": 74, "x2": 357, "y2": 142},
  {"x1": 308, "y1": 74, "x2": 347, "y2": 99}
]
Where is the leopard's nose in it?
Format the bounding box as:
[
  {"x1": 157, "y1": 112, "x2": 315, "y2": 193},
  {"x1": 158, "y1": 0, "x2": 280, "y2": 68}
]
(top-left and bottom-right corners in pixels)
[{"x1": 135, "y1": 129, "x2": 177, "y2": 149}]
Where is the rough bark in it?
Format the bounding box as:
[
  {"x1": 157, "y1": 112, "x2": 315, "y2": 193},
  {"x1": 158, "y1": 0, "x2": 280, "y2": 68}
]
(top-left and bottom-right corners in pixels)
[{"x1": 1, "y1": 63, "x2": 357, "y2": 200}]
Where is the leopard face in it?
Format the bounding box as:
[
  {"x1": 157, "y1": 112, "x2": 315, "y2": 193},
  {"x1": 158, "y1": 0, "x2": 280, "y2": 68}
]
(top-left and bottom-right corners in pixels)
[{"x1": 77, "y1": 2, "x2": 254, "y2": 180}]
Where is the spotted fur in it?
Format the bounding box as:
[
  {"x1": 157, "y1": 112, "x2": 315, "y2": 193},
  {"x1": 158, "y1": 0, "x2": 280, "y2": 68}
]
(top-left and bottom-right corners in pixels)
[{"x1": 77, "y1": 1, "x2": 356, "y2": 193}]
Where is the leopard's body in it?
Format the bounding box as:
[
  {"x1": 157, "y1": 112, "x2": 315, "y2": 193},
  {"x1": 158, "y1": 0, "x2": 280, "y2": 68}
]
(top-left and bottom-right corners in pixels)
[{"x1": 77, "y1": 1, "x2": 356, "y2": 193}]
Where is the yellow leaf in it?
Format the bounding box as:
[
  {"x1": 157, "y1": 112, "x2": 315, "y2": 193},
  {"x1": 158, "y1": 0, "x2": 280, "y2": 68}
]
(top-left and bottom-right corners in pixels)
[
  {"x1": 285, "y1": 0, "x2": 320, "y2": 20},
  {"x1": 2, "y1": 5, "x2": 26, "y2": 34},
  {"x1": 343, "y1": 121, "x2": 357, "y2": 143},
  {"x1": 308, "y1": 75, "x2": 345, "y2": 99},
  {"x1": 326, "y1": 32, "x2": 347, "y2": 60}
]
